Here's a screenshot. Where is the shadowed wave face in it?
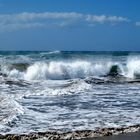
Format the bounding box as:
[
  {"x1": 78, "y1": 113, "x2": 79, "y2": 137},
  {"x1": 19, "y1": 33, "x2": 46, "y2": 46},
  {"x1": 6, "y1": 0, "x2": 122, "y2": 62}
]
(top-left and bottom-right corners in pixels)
[{"x1": 1, "y1": 51, "x2": 140, "y2": 135}]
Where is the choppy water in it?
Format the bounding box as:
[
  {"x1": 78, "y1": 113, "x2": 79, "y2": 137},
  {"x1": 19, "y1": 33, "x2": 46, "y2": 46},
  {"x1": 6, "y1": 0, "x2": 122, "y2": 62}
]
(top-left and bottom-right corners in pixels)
[{"x1": 0, "y1": 51, "x2": 140, "y2": 134}]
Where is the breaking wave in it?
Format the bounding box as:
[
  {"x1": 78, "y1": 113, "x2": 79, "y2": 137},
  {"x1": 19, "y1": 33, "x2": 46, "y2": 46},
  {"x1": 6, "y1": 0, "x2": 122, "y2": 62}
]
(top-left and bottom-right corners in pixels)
[
  {"x1": 24, "y1": 61, "x2": 113, "y2": 80},
  {"x1": 1, "y1": 61, "x2": 111, "y2": 80},
  {"x1": 1, "y1": 57, "x2": 140, "y2": 81}
]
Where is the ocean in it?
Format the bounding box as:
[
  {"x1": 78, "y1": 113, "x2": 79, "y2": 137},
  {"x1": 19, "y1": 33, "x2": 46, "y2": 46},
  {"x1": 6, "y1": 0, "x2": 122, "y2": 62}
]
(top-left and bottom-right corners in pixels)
[{"x1": 0, "y1": 51, "x2": 140, "y2": 135}]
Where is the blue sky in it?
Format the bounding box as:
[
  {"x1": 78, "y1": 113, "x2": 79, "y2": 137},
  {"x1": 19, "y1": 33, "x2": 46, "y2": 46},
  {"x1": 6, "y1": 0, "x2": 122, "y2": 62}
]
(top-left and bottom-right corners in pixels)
[{"x1": 0, "y1": 0, "x2": 140, "y2": 51}]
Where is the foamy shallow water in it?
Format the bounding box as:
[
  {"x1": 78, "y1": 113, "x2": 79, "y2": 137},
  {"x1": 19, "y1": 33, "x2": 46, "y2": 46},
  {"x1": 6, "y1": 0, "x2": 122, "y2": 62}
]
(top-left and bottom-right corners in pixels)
[{"x1": 0, "y1": 51, "x2": 140, "y2": 134}]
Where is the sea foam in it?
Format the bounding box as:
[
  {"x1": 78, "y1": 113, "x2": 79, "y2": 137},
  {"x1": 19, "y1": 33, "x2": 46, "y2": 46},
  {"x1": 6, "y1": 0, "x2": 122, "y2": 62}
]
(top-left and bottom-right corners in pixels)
[{"x1": 2, "y1": 56, "x2": 140, "y2": 81}]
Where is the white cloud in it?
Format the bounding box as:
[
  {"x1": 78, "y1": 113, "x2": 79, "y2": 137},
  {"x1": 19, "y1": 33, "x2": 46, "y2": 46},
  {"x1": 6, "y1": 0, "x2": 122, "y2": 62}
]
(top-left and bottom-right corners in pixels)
[
  {"x1": 136, "y1": 22, "x2": 140, "y2": 26},
  {"x1": 0, "y1": 12, "x2": 129, "y2": 31},
  {"x1": 85, "y1": 15, "x2": 128, "y2": 23},
  {"x1": 0, "y1": 23, "x2": 44, "y2": 32}
]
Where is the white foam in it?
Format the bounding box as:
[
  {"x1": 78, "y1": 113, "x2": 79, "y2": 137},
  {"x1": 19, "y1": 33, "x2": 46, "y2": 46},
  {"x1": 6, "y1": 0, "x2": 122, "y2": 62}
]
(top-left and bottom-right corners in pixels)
[
  {"x1": 2, "y1": 57, "x2": 140, "y2": 81},
  {"x1": 22, "y1": 79, "x2": 92, "y2": 97},
  {"x1": 0, "y1": 93, "x2": 24, "y2": 125},
  {"x1": 125, "y1": 57, "x2": 140, "y2": 78},
  {"x1": 23, "y1": 61, "x2": 112, "y2": 80}
]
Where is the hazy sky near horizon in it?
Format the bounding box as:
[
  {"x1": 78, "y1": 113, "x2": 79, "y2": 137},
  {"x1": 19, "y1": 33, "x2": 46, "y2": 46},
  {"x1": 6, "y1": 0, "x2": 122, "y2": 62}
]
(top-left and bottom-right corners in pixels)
[{"x1": 0, "y1": 0, "x2": 140, "y2": 51}]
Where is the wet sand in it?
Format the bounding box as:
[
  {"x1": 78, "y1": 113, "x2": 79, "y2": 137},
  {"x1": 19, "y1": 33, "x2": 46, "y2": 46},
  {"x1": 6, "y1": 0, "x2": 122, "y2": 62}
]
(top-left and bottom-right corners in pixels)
[
  {"x1": 1, "y1": 132, "x2": 140, "y2": 140},
  {"x1": 82, "y1": 131, "x2": 140, "y2": 140},
  {"x1": 1, "y1": 125, "x2": 140, "y2": 140}
]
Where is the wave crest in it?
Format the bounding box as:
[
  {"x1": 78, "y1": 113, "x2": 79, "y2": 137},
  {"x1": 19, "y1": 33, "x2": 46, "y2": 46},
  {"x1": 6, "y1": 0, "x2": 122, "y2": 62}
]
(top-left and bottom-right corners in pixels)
[
  {"x1": 2, "y1": 57, "x2": 140, "y2": 81},
  {"x1": 24, "y1": 61, "x2": 111, "y2": 80}
]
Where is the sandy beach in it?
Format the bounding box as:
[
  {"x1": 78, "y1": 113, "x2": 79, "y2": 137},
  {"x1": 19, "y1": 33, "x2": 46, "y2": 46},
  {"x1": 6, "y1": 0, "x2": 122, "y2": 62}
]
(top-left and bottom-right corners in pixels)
[
  {"x1": 1, "y1": 125, "x2": 140, "y2": 140},
  {"x1": 83, "y1": 132, "x2": 140, "y2": 140},
  {"x1": 1, "y1": 132, "x2": 140, "y2": 140}
]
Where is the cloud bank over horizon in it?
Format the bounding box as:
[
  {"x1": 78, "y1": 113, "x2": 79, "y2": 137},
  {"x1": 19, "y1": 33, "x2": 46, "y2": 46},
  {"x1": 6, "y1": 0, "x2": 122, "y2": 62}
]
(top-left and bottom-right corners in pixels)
[{"x1": 0, "y1": 12, "x2": 129, "y2": 31}]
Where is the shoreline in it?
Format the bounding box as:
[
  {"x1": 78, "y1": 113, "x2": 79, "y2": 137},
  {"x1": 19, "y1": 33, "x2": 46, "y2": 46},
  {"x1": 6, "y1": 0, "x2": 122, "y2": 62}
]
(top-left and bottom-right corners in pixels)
[{"x1": 1, "y1": 124, "x2": 140, "y2": 140}]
